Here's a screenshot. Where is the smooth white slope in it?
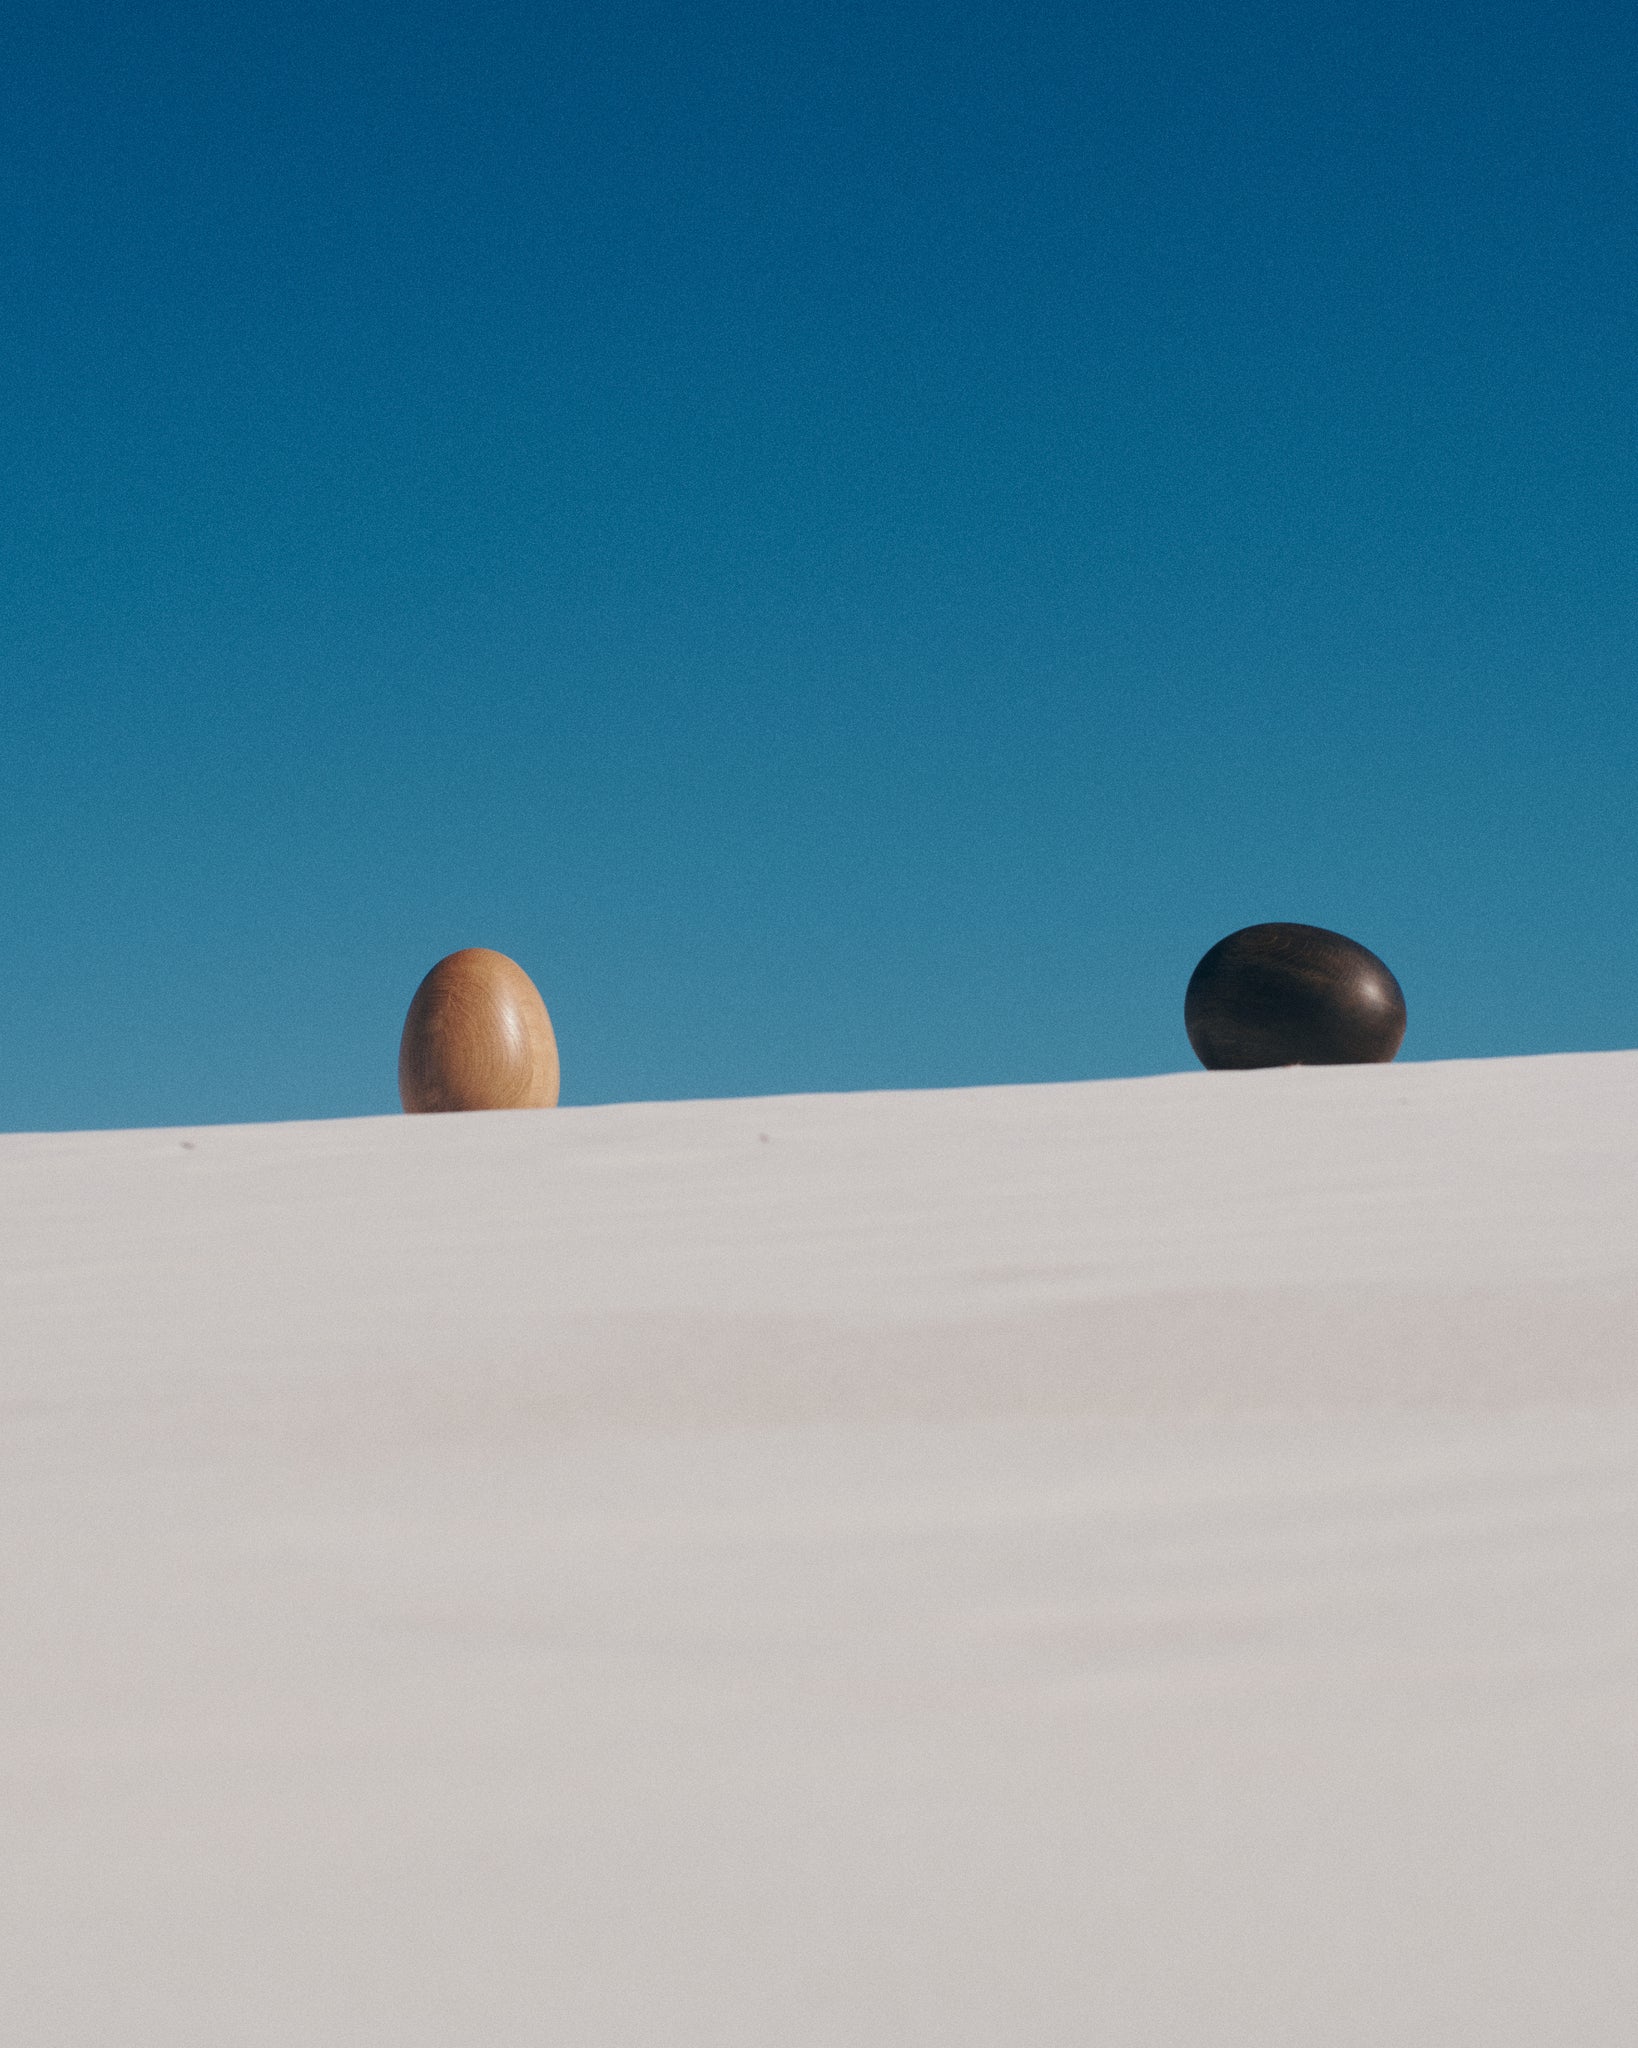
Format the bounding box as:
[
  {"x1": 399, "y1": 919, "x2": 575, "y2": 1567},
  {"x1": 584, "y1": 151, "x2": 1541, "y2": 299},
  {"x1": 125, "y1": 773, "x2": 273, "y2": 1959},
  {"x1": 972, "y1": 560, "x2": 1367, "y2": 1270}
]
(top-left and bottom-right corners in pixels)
[{"x1": 3, "y1": 1053, "x2": 1636, "y2": 2045}]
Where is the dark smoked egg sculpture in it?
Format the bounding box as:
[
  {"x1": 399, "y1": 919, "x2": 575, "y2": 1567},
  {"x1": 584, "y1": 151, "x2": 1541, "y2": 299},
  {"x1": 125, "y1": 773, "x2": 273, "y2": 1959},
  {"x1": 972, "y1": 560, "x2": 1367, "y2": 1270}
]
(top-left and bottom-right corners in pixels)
[{"x1": 1185, "y1": 923, "x2": 1406, "y2": 1070}]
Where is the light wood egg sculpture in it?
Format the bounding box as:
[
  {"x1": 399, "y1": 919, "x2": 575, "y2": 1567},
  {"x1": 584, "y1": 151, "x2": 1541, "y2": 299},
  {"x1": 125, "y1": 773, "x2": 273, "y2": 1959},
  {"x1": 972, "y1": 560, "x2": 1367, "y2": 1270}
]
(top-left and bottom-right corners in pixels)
[{"x1": 398, "y1": 948, "x2": 560, "y2": 1113}]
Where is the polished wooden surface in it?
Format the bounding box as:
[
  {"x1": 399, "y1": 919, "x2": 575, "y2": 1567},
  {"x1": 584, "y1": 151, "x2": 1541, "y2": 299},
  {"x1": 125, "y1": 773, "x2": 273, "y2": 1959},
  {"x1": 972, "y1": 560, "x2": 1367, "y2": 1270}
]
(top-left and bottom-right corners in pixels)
[
  {"x1": 399, "y1": 949, "x2": 560, "y2": 1113},
  {"x1": 1185, "y1": 922, "x2": 1406, "y2": 1070}
]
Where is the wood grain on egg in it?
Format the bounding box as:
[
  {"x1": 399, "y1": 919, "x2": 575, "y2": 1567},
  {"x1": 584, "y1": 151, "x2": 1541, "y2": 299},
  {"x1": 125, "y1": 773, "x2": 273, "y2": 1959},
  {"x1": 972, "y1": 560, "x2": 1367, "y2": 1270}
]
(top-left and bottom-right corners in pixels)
[
  {"x1": 1184, "y1": 922, "x2": 1405, "y2": 1070},
  {"x1": 398, "y1": 949, "x2": 560, "y2": 1112}
]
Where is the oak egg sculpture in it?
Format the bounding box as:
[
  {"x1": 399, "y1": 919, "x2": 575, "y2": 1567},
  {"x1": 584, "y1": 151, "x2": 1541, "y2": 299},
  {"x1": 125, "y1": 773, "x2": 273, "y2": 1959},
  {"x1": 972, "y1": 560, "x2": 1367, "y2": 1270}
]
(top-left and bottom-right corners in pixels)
[{"x1": 398, "y1": 948, "x2": 560, "y2": 1112}]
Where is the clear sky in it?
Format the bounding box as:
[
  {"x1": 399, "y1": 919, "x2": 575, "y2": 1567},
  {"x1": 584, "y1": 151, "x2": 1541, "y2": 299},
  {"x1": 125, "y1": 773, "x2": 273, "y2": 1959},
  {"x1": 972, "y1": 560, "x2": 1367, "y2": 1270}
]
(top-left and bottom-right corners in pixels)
[{"x1": 3, "y1": 0, "x2": 1635, "y2": 1129}]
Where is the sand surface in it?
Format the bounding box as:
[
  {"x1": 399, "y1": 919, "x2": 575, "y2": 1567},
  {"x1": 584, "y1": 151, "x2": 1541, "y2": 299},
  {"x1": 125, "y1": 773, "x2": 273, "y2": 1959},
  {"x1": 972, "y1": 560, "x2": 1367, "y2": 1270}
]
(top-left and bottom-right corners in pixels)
[{"x1": 3, "y1": 1054, "x2": 1635, "y2": 2042}]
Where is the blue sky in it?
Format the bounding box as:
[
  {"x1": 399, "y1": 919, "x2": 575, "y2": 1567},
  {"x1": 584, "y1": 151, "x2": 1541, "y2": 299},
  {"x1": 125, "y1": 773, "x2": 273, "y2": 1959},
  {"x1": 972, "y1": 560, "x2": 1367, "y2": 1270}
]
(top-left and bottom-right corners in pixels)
[{"x1": 3, "y1": 0, "x2": 1635, "y2": 1128}]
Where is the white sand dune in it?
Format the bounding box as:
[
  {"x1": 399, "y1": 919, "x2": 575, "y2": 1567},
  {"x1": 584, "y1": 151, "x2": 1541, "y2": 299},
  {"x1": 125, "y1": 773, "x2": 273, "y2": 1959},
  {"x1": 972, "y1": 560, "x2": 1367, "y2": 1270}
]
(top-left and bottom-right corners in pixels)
[{"x1": 3, "y1": 1053, "x2": 1635, "y2": 2044}]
